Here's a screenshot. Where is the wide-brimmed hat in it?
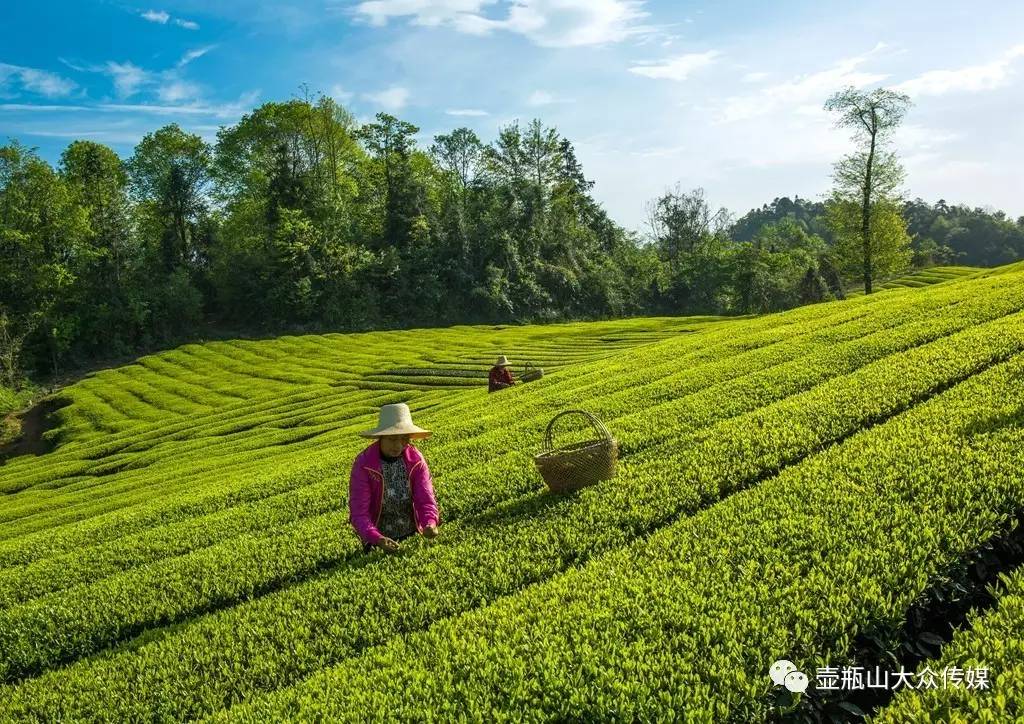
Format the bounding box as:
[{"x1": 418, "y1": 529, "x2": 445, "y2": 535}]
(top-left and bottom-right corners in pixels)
[
  {"x1": 494, "y1": 355, "x2": 510, "y2": 367},
  {"x1": 359, "y1": 403, "x2": 431, "y2": 439}
]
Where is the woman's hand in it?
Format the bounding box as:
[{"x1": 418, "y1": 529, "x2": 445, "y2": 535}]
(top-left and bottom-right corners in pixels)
[
  {"x1": 423, "y1": 524, "x2": 439, "y2": 539},
  {"x1": 376, "y1": 536, "x2": 400, "y2": 553}
]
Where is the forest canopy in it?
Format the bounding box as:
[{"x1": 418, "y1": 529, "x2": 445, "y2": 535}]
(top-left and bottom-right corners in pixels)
[{"x1": 2, "y1": 93, "x2": 1023, "y2": 384}]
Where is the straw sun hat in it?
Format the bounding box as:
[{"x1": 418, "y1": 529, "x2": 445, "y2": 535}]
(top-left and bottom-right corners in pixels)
[
  {"x1": 359, "y1": 403, "x2": 431, "y2": 439},
  {"x1": 494, "y1": 355, "x2": 510, "y2": 367}
]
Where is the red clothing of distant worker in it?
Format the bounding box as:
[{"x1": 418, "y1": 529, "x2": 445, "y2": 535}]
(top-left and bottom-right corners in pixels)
[{"x1": 488, "y1": 365, "x2": 515, "y2": 392}]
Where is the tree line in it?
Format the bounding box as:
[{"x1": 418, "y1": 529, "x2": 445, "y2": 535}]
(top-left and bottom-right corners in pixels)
[{"x1": 2, "y1": 89, "x2": 1023, "y2": 388}]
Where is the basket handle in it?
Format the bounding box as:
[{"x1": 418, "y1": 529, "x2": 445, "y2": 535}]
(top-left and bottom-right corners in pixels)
[
  {"x1": 543, "y1": 409, "x2": 612, "y2": 452},
  {"x1": 524, "y1": 362, "x2": 535, "y2": 373}
]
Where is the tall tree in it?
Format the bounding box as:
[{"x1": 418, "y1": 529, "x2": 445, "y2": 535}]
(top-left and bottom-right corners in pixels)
[
  {"x1": 128, "y1": 124, "x2": 212, "y2": 272},
  {"x1": 357, "y1": 112, "x2": 423, "y2": 251},
  {"x1": 60, "y1": 141, "x2": 132, "y2": 275},
  {"x1": 430, "y1": 127, "x2": 482, "y2": 193},
  {"x1": 824, "y1": 86, "x2": 912, "y2": 293},
  {"x1": 430, "y1": 128, "x2": 483, "y2": 310},
  {"x1": 826, "y1": 198, "x2": 912, "y2": 285},
  {"x1": 59, "y1": 141, "x2": 141, "y2": 358},
  {"x1": 0, "y1": 142, "x2": 88, "y2": 375},
  {"x1": 645, "y1": 185, "x2": 729, "y2": 270}
]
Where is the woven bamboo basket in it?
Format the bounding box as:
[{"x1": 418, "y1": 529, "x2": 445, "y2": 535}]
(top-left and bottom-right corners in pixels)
[
  {"x1": 533, "y1": 410, "x2": 618, "y2": 493},
  {"x1": 521, "y1": 362, "x2": 544, "y2": 383}
]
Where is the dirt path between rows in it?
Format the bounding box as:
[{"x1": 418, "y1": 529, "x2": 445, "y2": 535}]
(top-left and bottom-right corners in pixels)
[{"x1": 0, "y1": 397, "x2": 68, "y2": 462}]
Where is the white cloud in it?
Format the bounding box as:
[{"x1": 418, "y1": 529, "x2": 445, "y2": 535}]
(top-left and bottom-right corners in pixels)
[
  {"x1": 506, "y1": 0, "x2": 652, "y2": 47},
  {"x1": 140, "y1": 9, "x2": 199, "y2": 30},
  {"x1": 525, "y1": 90, "x2": 575, "y2": 106},
  {"x1": 178, "y1": 46, "x2": 215, "y2": 67},
  {"x1": 629, "y1": 50, "x2": 720, "y2": 81},
  {"x1": 0, "y1": 63, "x2": 78, "y2": 98},
  {"x1": 445, "y1": 108, "x2": 489, "y2": 116},
  {"x1": 718, "y1": 45, "x2": 889, "y2": 123},
  {"x1": 450, "y1": 12, "x2": 502, "y2": 35},
  {"x1": 99, "y1": 96, "x2": 254, "y2": 119},
  {"x1": 351, "y1": 0, "x2": 653, "y2": 47},
  {"x1": 104, "y1": 61, "x2": 150, "y2": 98},
  {"x1": 0, "y1": 103, "x2": 91, "y2": 112},
  {"x1": 527, "y1": 90, "x2": 554, "y2": 106},
  {"x1": 97, "y1": 103, "x2": 221, "y2": 115},
  {"x1": 895, "y1": 124, "x2": 960, "y2": 151},
  {"x1": 93, "y1": 57, "x2": 213, "y2": 105},
  {"x1": 158, "y1": 79, "x2": 202, "y2": 103},
  {"x1": 2, "y1": 90, "x2": 260, "y2": 122},
  {"x1": 741, "y1": 71, "x2": 769, "y2": 83},
  {"x1": 894, "y1": 44, "x2": 1024, "y2": 97},
  {"x1": 363, "y1": 86, "x2": 410, "y2": 110},
  {"x1": 355, "y1": 0, "x2": 493, "y2": 27},
  {"x1": 331, "y1": 85, "x2": 354, "y2": 102},
  {"x1": 18, "y1": 129, "x2": 107, "y2": 138},
  {"x1": 141, "y1": 9, "x2": 170, "y2": 24},
  {"x1": 235, "y1": 89, "x2": 262, "y2": 108}
]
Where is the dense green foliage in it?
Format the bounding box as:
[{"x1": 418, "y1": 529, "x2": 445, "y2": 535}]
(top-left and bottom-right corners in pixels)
[
  {"x1": 1, "y1": 106, "x2": 657, "y2": 384},
  {"x1": 732, "y1": 196, "x2": 1024, "y2": 271},
  {"x1": 3, "y1": 94, "x2": 1023, "y2": 387},
  {"x1": 0, "y1": 266, "x2": 1022, "y2": 720},
  {"x1": 877, "y1": 565, "x2": 1024, "y2": 723}
]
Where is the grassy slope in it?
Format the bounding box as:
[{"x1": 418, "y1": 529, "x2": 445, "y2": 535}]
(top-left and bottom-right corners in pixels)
[
  {"x1": 0, "y1": 268, "x2": 1022, "y2": 720},
  {"x1": 847, "y1": 265, "x2": 982, "y2": 297}
]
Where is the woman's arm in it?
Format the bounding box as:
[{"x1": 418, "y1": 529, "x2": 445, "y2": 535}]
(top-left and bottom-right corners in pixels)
[
  {"x1": 410, "y1": 454, "x2": 440, "y2": 531},
  {"x1": 348, "y1": 461, "x2": 384, "y2": 546}
]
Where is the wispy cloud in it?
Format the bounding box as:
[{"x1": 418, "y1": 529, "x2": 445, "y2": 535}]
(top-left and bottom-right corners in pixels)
[
  {"x1": 98, "y1": 95, "x2": 256, "y2": 118},
  {"x1": 330, "y1": 85, "x2": 354, "y2": 102},
  {"x1": 527, "y1": 90, "x2": 555, "y2": 106},
  {"x1": 0, "y1": 63, "x2": 77, "y2": 98},
  {"x1": 104, "y1": 61, "x2": 150, "y2": 98},
  {"x1": 2, "y1": 90, "x2": 260, "y2": 120},
  {"x1": 526, "y1": 90, "x2": 575, "y2": 106},
  {"x1": 18, "y1": 129, "x2": 107, "y2": 137},
  {"x1": 141, "y1": 9, "x2": 170, "y2": 24},
  {"x1": 70, "y1": 56, "x2": 209, "y2": 104},
  {"x1": 351, "y1": 0, "x2": 655, "y2": 48},
  {"x1": 0, "y1": 103, "x2": 91, "y2": 112},
  {"x1": 446, "y1": 108, "x2": 488, "y2": 116},
  {"x1": 363, "y1": 86, "x2": 409, "y2": 111},
  {"x1": 354, "y1": 0, "x2": 493, "y2": 27},
  {"x1": 629, "y1": 50, "x2": 720, "y2": 81},
  {"x1": 177, "y1": 46, "x2": 215, "y2": 68},
  {"x1": 895, "y1": 44, "x2": 1024, "y2": 97},
  {"x1": 140, "y1": 9, "x2": 200, "y2": 30},
  {"x1": 896, "y1": 123, "x2": 960, "y2": 150},
  {"x1": 158, "y1": 79, "x2": 202, "y2": 103},
  {"x1": 2, "y1": 102, "x2": 231, "y2": 117},
  {"x1": 718, "y1": 44, "x2": 890, "y2": 123}
]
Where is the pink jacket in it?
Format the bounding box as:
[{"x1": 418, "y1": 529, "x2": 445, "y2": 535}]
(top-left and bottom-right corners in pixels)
[{"x1": 348, "y1": 441, "x2": 440, "y2": 545}]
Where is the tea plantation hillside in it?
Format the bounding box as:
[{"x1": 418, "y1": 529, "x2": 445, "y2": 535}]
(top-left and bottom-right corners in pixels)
[
  {"x1": 1, "y1": 267, "x2": 1024, "y2": 721},
  {"x1": 846, "y1": 264, "x2": 981, "y2": 296}
]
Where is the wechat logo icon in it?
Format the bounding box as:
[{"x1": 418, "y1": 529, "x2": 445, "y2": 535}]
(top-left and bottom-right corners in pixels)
[{"x1": 770, "y1": 659, "x2": 809, "y2": 693}]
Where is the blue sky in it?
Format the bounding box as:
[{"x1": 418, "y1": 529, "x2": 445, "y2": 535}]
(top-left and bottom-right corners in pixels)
[{"x1": 2, "y1": 0, "x2": 1023, "y2": 231}]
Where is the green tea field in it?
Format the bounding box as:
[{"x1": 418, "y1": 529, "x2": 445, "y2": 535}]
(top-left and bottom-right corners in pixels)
[{"x1": 2, "y1": 266, "x2": 1024, "y2": 722}]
